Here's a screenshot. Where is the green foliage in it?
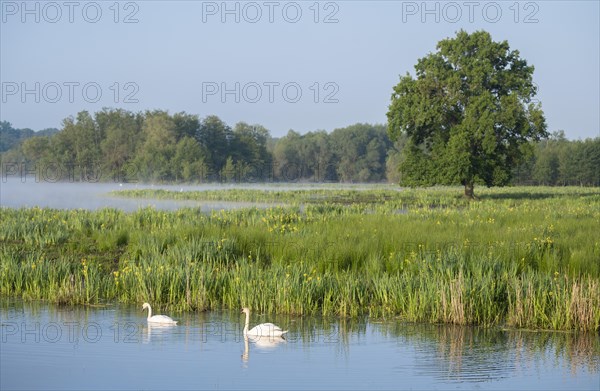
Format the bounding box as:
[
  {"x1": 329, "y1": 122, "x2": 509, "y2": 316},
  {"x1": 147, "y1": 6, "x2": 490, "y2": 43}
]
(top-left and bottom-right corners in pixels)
[
  {"x1": 272, "y1": 124, "x2": 390, "y2": 182},
  {"x1": 331, "y1": 123, "x2": 391, "y2": 182},
  {"x1": 527, "y1": 133, "x2": 600, "y2": 186},
  {"x1": 198, "y1": 115, "x2": 232, "y2": 174},
  {"x1": 133, "y1": 110, "x2": 178, "y2": 182},
  {"x1": 0, "y1": 121, "x2": 59, "y2": 152},
  {"x1": 173, "y1": 137, "x2": 208, "y2": 182},
  {"x1": 1, "y1": 109, "x2": 597, "y2": 186},
  {"x1": 2, "y1": 186, "x2": 599, "y2": 331},
  {"x1": 98, "y1": 108, "x2": 144, "y2": 181},
  {"x1": 387, "y1": 30, "x2": 548, "y2": 197},
  {"x1": 2, "y1": 110, "x2": 396, "y2": 183}
]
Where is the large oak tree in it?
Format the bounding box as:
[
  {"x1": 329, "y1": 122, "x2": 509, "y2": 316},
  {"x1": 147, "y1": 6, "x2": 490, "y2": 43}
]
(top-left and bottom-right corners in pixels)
[{"x1": 387, "y1": 30, "x2": 547, "y2": 198}]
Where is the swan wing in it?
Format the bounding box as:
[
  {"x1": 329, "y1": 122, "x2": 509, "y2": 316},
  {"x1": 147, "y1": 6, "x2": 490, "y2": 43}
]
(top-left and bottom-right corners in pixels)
[
  {"x1": 247, "y1": 323, "x2": 287, "y2": 336},
  {"x1": 148, "y1": 315, "x2": 177, "y2": 324},
  {"x1": 260, "y1": 323, "x2": 283, "y2": 331}
]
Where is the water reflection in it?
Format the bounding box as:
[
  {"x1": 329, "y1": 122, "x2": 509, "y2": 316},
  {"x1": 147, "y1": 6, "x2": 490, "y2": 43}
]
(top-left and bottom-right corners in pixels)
[
  {"x1": 242, "y1": 336, "x2": 287, "y2": 364},
  {"x1": 375, "y1": 322, "x2": 600, "y2": 384},
  {"x1": 1, "y1": 299, "x2": 598, "y2": 390},
  {"x1": 243, "y1": 336, "x2": 249, "y2": 363},
  {"x1": 410, "y1": 326, "x2": 516, "y2": 382},
  {"x1": 143, "y1": 322, "x2": 178, "y2": 344},
  {"x1": 248, "y1": 334, "x2": 287, "y2": 349}
]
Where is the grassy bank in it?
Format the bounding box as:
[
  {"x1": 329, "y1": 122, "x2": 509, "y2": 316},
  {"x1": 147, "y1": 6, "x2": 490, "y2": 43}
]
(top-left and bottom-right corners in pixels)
[{"x1": 1, "y1": 186, "x2": 599, "y2": 331}]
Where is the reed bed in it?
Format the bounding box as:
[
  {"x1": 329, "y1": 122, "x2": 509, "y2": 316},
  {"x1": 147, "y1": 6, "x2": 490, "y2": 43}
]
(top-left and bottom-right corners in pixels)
[{"x1": 1, "y1": 186, "x2": 599, "y2": 331}]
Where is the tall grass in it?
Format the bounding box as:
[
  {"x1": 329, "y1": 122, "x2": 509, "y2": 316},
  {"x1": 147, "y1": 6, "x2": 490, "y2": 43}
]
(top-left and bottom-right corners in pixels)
[{"x1": 1, "y1": 186, "x2": 599, "y2": 331}]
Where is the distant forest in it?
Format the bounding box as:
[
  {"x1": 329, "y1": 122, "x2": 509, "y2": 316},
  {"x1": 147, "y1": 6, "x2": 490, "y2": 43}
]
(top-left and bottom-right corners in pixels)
[{"x1": 1, "y1": 109, "x2": 598, "y2": 186}]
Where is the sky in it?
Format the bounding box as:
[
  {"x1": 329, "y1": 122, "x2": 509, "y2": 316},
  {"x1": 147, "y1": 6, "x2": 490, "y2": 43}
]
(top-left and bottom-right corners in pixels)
[{"x1": 1, "y1": 0, "x2": 599, "y2": 140}]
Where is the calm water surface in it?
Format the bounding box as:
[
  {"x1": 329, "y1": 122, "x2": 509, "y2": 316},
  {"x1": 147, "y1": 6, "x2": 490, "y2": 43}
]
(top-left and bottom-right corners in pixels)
[
  {"x1": 0, "y1": 180, "x2": 388, "y2": 211},
  {"x1": 0, "y1": 180, "x2": 288, "y2": 211},
  {"x1": 1, "y1": 300, "x2": 598, "y2": 390}
]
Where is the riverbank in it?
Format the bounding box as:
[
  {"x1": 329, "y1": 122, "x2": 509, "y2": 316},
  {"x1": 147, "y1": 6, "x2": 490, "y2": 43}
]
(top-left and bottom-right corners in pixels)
[{"x1": 1, "y1": 186, "x2": 599, "y2": 331}]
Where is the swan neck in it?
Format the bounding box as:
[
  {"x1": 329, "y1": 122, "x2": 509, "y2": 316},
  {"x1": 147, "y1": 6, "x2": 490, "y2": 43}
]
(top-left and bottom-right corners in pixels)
[
  {"x1": 147, "y1": 305, "x2": 152, "y2": 320},
  {"x1": 243, "y1": 311, "x2": 250, "y2": 335}
]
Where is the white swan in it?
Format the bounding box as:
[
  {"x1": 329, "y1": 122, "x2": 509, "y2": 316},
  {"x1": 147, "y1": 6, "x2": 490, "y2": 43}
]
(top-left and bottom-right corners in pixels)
[
  {"x1": 142, "y1": 302, "x2": 177, "y2": 324},
  {"x1": 241, "y1": 307, "x2": 287, "y2": 337}
]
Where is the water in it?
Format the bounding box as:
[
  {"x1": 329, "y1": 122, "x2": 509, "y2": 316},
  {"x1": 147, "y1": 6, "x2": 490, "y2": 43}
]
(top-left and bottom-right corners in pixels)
[
  {"x1": 0, "y1": 180, "x2": 392, "y2": 211},
  {"x1": 0, "y1": 180, "x2": 284, "y2": 211},
  {"x1": 1, "y1": 300, "x2": 598, "y2": 390}
]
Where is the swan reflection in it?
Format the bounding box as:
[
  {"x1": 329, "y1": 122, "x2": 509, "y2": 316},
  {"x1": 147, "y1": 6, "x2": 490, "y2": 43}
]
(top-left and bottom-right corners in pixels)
[
  {"x1": 249, "y1": 334, "x2": 287, "y2": 348},
  {"x1": 143, "y1": 322, "x2": 177, "y2": 344},
  {"x1": 242, "y1": 334, "x2": 287, "y2": 363}
]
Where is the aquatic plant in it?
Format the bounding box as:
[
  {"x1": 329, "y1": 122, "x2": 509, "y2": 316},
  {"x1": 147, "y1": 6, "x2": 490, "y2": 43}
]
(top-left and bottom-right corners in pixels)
[{"x1": 1, "y1": 186, "x2": 599, "y2": 331}]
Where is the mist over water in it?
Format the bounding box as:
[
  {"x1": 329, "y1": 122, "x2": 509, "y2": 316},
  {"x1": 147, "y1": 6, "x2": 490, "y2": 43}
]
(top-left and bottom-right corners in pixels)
[
  {"x1": 0, "y1": 180, "x2": 296, "y2": 211},
  {"x1": 0, "y1": 177, "x2": 396, "y2": 210},
  {"x1": 0, "y1": 179, "x2": 395, "y2": 211}
]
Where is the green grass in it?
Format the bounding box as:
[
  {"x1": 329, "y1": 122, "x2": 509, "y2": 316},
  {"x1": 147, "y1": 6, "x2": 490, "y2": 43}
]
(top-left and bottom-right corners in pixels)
[{"x1": 1, "y1": 186, "x2": 599, "y2": 331}]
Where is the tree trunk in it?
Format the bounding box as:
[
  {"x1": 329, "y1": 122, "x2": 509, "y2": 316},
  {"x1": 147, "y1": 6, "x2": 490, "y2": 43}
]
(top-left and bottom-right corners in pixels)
[{"x1": 464, "y1": 182, "x2": 475, "y2": 199}]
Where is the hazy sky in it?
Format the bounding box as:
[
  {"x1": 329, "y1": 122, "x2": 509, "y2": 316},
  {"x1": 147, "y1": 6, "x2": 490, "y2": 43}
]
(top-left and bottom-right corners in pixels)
[{"x1": 1, "y1": 1, "x2": 599, "y2": 139}]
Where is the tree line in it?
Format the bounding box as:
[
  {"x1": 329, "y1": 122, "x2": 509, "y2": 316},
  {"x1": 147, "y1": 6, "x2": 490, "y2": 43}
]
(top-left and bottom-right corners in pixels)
[
  {"x1": 0, "y1": 110, "x2": 597, "y2": 185},
  {"x1": 0, "y1": 121, "x2": 58, "y2": 152},
  {"x1": 0, "y1": 109, "x2": 390, "y2": 183},
  {"x1": 513, "y1": 131, "x2": 600, "y2": 186}
]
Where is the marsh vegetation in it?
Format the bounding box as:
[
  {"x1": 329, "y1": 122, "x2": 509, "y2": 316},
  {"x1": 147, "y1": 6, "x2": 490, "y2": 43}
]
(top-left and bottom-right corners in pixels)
[{"x1": 1, "y1": 186, "x2": 598, "y2": 331}]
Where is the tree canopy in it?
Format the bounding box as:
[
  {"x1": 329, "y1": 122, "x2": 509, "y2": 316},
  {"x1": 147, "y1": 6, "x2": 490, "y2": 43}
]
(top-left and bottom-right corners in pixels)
[
  {"x1": 1, "y1": 111, "x2": 597, "y2": 186},
  {"x1": 1, "y1": 111, "x2": 390, "y2": 183},
  {"x1": 387, "y1": 30, "x2": 548, "y2": 197},
  {"x1": 0, "y1": 121, "x2": 58, "y2": 152}
]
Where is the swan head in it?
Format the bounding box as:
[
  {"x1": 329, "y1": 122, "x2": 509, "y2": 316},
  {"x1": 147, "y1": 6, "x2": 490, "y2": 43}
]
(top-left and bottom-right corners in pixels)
[
  {"x1": 241, "y1": 307, "x2": 250, "y2": 315},
  {"x1": 142, "y1": 303, "x2": 150, "y2": 310}
]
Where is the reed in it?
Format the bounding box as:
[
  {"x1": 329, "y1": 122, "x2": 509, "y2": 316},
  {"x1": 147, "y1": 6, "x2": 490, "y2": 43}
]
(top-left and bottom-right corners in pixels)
[{"x1": 1, "y1": 186, "x2": 599, "y2": 331}]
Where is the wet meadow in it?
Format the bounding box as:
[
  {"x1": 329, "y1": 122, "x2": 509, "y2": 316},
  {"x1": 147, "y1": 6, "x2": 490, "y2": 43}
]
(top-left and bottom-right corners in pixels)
[{"x1": 1, "y1": 186, "x2": 599, "y2": 331}]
